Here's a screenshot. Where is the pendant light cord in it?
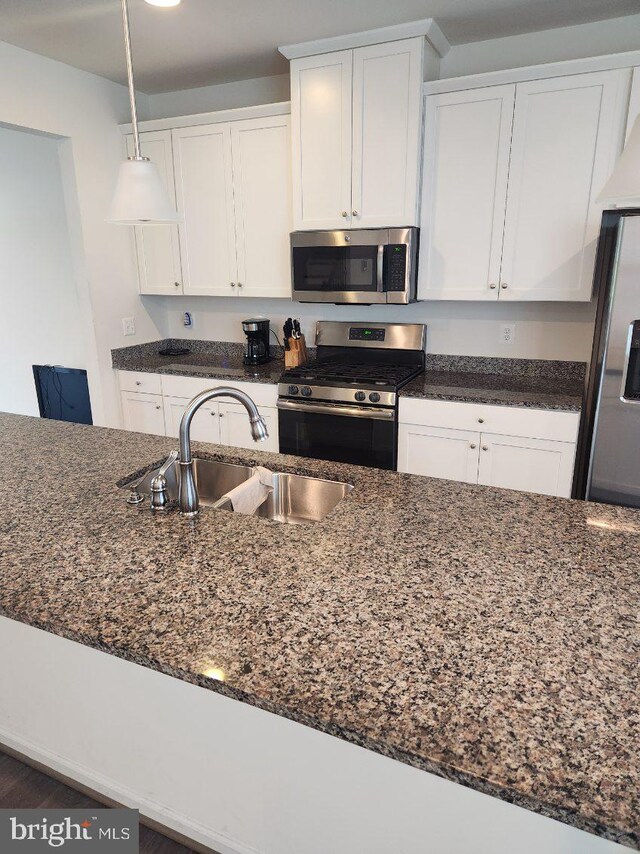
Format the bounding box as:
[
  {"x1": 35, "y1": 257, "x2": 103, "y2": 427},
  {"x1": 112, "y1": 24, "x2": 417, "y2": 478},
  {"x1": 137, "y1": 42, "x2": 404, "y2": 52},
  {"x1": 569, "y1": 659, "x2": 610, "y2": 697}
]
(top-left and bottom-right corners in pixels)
[{"x1": 121, "y1": 0, "x2": 142, "y2": 160}]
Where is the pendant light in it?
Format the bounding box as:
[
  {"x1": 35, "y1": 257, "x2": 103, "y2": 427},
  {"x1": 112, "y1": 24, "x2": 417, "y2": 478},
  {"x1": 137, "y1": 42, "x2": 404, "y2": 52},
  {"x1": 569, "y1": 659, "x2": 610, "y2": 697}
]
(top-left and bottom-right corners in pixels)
[
  {"x1": 597, "y1": 115, "x2": 640, "y2": 208},
  {"x1": 107, "y1": 0, "x2": 181, "y2": 224}
]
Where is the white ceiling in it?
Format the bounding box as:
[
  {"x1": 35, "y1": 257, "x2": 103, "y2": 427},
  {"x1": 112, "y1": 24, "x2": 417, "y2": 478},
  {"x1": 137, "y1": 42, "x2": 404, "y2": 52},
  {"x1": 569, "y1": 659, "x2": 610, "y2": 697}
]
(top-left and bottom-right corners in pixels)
[{"x1": 0, "y1": 0, "x2": 638, "y2": 94}]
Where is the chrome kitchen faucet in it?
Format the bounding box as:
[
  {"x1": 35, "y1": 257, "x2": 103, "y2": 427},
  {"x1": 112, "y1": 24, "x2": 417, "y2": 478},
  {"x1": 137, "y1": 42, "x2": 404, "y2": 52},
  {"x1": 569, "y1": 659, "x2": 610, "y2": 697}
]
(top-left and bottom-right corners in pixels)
[{"x1": 177, "y1": 387, "x2": 269, "y2": 516}]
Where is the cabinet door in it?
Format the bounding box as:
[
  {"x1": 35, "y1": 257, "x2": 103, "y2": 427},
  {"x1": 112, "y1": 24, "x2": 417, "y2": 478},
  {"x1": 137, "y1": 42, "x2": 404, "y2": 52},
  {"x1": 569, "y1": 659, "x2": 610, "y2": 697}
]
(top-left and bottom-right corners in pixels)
[
  {"x1": 398, "y1": 424, "x2": 480, "y2": 483},
  {"x1": 290, "y1": 50, "x2": 353, "y2": 231},
  {"x1": 477, "y1": 433, "x2": 576, "y2": 497},
  {"x1": 626, "y1": 66, "x2": 640, "y2": 143},
  {"x1": 219, "y1": 403, "x2": 279, "y2": 453},
  {"x1": 126, "y1": 131, "x2": 183, "y2": 295},
  {"x1": 121, "y1": 392, "x2": 165, "y2": 436},
  {"x1": 500, "y1": 70, "x2": 627, "y2": 302},
  {"x1": 418, "y1": 86, "x2": 515, "y2": 301},
  {"x1": 172, "y1": 124, "x2": 238, "y2": 296},
  {"x1": 163, "y1": 396, "x2": 220, "y2": 443},
  {"x1": 351, "y1": 38, "x2": 424, "y2": 228},
  {"x1": 231, "y1": 116, "x2": 292, "y2": 299}
]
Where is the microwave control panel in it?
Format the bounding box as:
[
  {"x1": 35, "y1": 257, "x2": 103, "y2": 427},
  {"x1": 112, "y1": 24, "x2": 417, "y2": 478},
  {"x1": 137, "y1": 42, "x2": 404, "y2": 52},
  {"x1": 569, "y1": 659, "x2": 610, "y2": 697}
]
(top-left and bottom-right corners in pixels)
[{"x1": 385, "y1": 245, "x2": 407, "y2": 292}]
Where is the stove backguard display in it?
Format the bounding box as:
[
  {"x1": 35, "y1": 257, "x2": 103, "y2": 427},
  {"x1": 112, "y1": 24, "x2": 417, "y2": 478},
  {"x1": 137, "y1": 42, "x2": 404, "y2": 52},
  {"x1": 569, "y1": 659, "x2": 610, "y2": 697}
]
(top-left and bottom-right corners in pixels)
[{"x1": 623, "y1": 320, "x2": 640, "y2": 401}]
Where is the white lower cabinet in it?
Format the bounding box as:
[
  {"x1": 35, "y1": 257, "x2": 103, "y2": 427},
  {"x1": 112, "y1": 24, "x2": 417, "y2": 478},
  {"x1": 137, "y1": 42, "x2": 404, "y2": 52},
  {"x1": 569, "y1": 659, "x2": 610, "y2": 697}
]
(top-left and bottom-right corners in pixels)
[
  {"x1": 120, "y1": 391, "x2": 166, "y2": 436},
  {"x1": 119, "y1": 373, "x2": 279, "y2": 453},
  {"x1": 398, "y1": 399, "x2": 579, "y2": 498},
  {"x1": 398, "y1": 425, "x2": 480, "y2": 484},
  {"x1": 476, "y1": 433, "x2": 576, "y2": 497},
  {"x1": 218, "y1": 402, "x2": 279, "y2": 453},
  {"x1": 163, "y1": 395, "x2": 220, "y2": 443}
]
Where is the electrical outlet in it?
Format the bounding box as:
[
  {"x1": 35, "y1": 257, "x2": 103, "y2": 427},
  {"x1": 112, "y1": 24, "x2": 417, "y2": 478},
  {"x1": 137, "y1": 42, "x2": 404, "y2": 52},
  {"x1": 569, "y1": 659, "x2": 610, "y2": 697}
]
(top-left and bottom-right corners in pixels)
[
  {"x1": 122, "y1": 316, "x2": 135, "y2": 337},
  {"x1": 183, "y1": 311, "x2": 193, "y2": 328},
  {"x1": 500, "y1": 324, "x2": 515, "y2": 345}
]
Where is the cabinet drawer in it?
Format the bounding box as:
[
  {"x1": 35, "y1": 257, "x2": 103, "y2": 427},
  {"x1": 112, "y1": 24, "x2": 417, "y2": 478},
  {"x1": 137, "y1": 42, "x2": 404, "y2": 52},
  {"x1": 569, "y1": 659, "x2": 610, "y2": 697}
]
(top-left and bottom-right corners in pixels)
[
  {"x1": 399, "y1": 398, "x2": 580, "y2": 443},
  {"x1": 161, "y1": 375, "x2": 278, "y2": 408},
  {"x1": 118, "y1": 370, "x2": 163, "y2": 396}
]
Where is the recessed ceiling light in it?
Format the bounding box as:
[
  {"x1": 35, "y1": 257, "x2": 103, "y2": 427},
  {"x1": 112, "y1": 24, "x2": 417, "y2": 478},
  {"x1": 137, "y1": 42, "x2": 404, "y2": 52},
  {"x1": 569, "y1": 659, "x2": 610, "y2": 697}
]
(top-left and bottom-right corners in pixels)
[{"x1": 144, "y1": 0, "x2": 181, "y2": 6}]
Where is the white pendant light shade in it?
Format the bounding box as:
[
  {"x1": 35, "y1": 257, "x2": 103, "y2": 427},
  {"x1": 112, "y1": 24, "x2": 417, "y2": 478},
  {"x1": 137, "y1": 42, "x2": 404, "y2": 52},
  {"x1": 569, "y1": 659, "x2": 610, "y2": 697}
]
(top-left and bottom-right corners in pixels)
[
  {"x1": 107, "y1": 158, "x2": 181, "y2": 224},
  {"x1": 597, "y1": 115, "x2": 640, "y2": 207},
  {"x1": 107, "y1": 0, "x2": 181, "y2": 224}
]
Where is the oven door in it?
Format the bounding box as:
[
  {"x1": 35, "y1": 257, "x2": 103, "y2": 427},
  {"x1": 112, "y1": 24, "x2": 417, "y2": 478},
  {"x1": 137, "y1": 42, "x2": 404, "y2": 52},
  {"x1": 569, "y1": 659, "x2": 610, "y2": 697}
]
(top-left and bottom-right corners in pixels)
[
  {"x1": 277, "y1": 400, "x2": 397, "y2": 470},
  {"x1": 291, "y1": 230, "x2": 386, "y2": 304}
]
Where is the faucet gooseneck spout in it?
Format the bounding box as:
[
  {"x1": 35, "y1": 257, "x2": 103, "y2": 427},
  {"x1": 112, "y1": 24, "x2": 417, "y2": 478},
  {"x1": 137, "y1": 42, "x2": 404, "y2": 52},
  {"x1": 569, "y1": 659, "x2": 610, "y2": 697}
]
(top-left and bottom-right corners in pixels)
[{"x1": 178, "y1": 386, "x2": 269, "y2": 517}]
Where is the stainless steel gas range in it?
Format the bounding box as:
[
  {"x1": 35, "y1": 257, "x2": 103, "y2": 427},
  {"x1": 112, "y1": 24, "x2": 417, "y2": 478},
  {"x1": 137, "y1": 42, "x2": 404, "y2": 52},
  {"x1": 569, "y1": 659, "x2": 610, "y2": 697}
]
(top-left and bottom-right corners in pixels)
[{"x1": 277, "y1": 321, "x2": 426, "y2": 470}]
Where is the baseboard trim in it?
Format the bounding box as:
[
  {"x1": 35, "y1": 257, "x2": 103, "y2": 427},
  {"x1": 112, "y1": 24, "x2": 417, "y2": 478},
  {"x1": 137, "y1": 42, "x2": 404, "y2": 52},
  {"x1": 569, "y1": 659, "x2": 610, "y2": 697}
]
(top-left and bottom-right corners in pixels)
[{"x1": 0, "y1": 727, "x2": 257, "y2": 854}]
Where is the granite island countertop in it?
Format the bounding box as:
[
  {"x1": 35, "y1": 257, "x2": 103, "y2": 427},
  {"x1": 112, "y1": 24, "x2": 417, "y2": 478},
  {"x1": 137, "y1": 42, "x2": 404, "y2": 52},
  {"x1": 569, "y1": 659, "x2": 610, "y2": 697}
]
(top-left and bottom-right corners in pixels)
[
  {"x1": 112, "y1": 341, "x2": 586, "y2": 412},
  {"x1": 3, "y1": 413, "x2": 637, "y2": 848}
]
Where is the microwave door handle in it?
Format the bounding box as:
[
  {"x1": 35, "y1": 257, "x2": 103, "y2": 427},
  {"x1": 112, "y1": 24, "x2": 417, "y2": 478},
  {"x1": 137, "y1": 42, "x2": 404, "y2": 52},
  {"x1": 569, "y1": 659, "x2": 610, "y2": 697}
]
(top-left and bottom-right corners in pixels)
[{"x1": 377, "y1": 245, "x2": 385, "y2": 293}]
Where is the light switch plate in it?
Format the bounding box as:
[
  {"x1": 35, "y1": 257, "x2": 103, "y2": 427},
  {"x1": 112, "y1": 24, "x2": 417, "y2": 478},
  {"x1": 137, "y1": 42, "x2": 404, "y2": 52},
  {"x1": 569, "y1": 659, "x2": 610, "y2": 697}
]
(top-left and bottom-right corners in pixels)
[{"x1": 122, "y1": 317, "x2": 136, "y2": 337}]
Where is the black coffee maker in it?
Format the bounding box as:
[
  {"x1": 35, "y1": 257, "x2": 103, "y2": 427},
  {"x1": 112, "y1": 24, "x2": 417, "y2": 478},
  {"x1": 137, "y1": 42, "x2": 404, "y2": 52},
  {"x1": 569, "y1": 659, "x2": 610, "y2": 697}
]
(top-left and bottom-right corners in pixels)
[{"x1": 242, "y1": 318, "x2": 271, "y2": 365}]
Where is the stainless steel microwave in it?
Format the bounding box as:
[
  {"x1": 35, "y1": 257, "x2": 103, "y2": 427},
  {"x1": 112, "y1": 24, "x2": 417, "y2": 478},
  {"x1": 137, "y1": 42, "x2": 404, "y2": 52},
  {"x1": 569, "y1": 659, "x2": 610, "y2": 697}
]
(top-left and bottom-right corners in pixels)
[{"x1": 291, "y1": 227, "x2": 418, "y2": 304}]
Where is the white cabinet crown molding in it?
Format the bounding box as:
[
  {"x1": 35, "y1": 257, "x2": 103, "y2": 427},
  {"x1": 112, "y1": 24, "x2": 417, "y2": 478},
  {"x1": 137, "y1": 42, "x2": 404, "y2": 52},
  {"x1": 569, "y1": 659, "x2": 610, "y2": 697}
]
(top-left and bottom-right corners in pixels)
[
  {"x1": 119, "y1": 101, "x2": 291, "y2": 136},
  {"x1": 423, "y1": 49, "x2": 640, "y2": 95},
  {"x1": 279, "y1": 18, "x2": 449, "y2": 60}
]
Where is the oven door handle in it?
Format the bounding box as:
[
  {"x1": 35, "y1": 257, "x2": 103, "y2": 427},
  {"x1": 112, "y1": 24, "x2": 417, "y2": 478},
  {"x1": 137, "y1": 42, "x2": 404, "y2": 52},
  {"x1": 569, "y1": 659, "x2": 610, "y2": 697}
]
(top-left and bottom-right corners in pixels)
[{"x1": 277, "y1": 399, "x2": 396, "y2": 421}]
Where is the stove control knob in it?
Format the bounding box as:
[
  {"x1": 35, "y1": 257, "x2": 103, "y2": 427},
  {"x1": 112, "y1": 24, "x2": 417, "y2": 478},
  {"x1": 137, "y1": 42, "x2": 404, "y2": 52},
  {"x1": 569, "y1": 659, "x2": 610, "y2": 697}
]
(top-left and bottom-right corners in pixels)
[
  {"x1": 301, "y1": 386, "x2": 312, "y2": 397},
  {"x1": 369, "y1": 392, "x2": 381, "y2": 403},
  {"x1": 288, "y1": 385, "x2": 299, "y2": 396},
  {"x1": 355, "y1": 391, "x2": 366, "y2": 402}
]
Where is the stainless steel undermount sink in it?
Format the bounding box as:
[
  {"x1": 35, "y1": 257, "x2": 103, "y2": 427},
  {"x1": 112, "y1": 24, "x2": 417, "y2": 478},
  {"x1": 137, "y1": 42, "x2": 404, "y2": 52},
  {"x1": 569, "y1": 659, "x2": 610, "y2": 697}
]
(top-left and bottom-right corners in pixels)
[{"x1": 122, "y1": 458, "x2": 353, "y2": 524}]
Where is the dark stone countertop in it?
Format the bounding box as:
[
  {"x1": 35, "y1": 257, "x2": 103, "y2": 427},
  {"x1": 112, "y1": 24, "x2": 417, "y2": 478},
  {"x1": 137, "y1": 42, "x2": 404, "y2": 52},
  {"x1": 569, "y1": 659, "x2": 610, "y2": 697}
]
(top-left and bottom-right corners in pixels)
[
  {"x1": 0, "y1": 413, "x2": 637, "y2": 848},
  {"x1": 112, "y1": 339, "x2": 288, "y2": 384},
  {"x1": 112, "y1": 342, "x2": 586, "y2": 412},
  {"x1": 401, "y1": 355, "x2": 586, "y2": 412}
]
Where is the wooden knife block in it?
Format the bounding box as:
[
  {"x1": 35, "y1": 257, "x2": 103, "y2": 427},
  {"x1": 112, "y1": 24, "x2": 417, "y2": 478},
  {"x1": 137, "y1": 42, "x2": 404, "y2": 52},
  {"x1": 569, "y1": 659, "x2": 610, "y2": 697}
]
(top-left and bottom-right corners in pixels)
[{"x1": 284, "y1": 335, "x2": 308, "y2": 369}]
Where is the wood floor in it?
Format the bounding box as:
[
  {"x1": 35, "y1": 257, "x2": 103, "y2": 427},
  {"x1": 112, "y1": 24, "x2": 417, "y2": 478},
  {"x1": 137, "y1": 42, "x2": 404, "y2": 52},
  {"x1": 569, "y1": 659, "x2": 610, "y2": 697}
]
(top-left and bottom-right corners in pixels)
[{"x1": 0, "y1": 750, "x2": 196, "y2": 853}]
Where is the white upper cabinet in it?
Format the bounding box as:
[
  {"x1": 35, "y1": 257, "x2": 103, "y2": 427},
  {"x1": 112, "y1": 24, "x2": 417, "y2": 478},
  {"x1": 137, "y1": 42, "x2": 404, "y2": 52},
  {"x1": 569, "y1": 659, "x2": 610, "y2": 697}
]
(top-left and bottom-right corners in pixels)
[
  {"x1": 231, "y1": 115, "x2": 292, "y2": 298},
  {"x1": 351, "y1": 39, "x2": 424, "y2": 228},
  {"x1": 172, "y1": 123, "x2": 238, "y2": 297},
  {"x1": 419, "y1": 68, "x2": 628, "y2": 302},
  {"x1": 290, "y1": 38, "x2": 424, "y2": 231},
  {"x1": 290, "y1": 50, "x2": 353, "y2": 231},
  {"x1": 418, "y1": 86, "x2": 515, "y2": 300},
  {"x1": 500, "y1": 70, "x2": 626, "y2": 302},
  {"x1": 126, "y1": 130, "x2": 183, "y2": 296}
]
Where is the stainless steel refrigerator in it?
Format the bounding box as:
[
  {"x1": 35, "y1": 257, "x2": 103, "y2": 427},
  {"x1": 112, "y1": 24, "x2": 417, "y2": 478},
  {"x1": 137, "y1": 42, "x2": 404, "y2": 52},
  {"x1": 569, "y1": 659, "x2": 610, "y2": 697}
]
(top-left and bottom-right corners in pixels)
[{"x1": 576, "y1": 209, "x2": 640, "y2": 507}]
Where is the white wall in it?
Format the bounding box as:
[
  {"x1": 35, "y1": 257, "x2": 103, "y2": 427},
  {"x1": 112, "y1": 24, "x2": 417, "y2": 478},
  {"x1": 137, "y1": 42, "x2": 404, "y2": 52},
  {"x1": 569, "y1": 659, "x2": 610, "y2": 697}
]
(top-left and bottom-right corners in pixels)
[
  {"x1": 0, "y1": 127, "x2": 86, "y2": 416},
  {"x1": 146, "y1": 74, "x2": 290, "y2": 120},
  {"x1": 149, "y1": 295, "x2": 597, "y2": 362},
  {"x1": 440, "y1": 14, "x2": 640, "y2": 79},
  {"x1": 0, "y1": 40, "x2": 162, "y2": 428}
]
